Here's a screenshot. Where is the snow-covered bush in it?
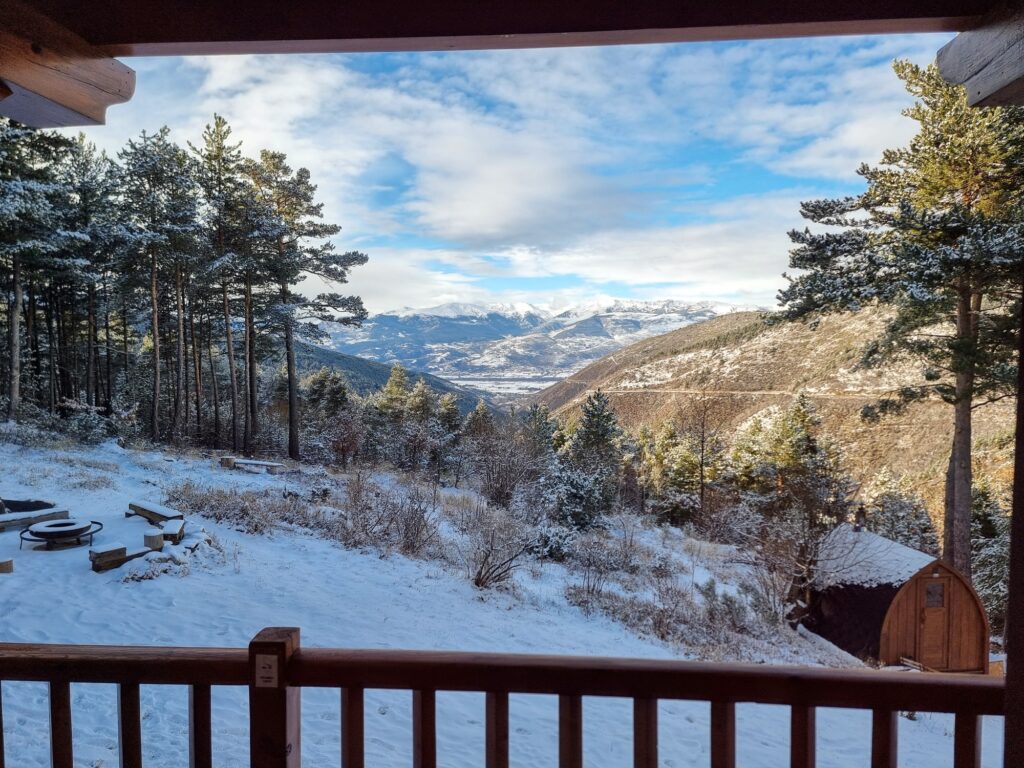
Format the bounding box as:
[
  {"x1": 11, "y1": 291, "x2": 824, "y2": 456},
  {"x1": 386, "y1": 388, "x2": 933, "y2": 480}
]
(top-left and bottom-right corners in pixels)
[
  {"x1": 972, "y1": 485, "x2": 1010, "y2": 634},
  {"x1": 530, "y1": 522, "x2": 576, "y2": 562},
  {"x1": 61, "y1": 404, "x2": 111, "y2": 444},
  {"x1": 862, "y1": 468, "x2": 938, "y2": 555}
]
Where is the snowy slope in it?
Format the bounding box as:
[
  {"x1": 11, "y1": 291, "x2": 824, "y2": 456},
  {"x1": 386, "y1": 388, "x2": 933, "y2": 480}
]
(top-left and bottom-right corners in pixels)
[{"x1": 0, "y1": 439, "x2": 1004, "y2": 768}]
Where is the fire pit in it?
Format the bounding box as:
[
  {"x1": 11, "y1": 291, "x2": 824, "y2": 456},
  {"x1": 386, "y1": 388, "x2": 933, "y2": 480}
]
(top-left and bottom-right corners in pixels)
[{"x1": 20, "y1": 518, "x2": 103, "y2": 550}]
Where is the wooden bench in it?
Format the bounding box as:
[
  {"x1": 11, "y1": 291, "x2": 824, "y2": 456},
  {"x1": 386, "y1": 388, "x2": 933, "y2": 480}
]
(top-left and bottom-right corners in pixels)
[
  {"x1": 89, "y1": 544, "x2": 150, "y2": 573},
  {"x1": 162, "y1": 519, "x2": 186, "y2": 544},
  {"x1": 219, "y1": 457, "x2": 287, "y2": 475},
  {"x1": 126, "y1": 500, "x2": 184, "y2": 525},
  {"x1": 0, "y1": 508, "x2": 69, "y2": 533}
]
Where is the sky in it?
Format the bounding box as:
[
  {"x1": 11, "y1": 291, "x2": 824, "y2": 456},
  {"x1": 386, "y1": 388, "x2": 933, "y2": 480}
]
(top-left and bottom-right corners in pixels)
[{"x1": 75, "y1": 33, "x2": 954, "y2": 314}]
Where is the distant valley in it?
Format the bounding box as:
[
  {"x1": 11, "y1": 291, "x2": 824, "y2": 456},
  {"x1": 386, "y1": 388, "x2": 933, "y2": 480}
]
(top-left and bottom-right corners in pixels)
[{"x1": 325, "y1": 300, "x2": 754, "y2": 400}]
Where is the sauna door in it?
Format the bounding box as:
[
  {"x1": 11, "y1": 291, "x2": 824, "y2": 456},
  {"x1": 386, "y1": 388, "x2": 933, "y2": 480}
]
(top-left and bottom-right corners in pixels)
[{"x1": 918, "y1": 576, "x2": 950, "y2": 669}]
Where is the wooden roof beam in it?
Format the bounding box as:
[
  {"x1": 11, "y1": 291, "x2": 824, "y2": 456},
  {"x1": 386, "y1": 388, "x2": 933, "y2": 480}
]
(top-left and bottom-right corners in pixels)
[
  {"x1": 0, "y1": 0, "x2": 135, "y2": 128},
  {"x1": 938, "y1": 2, "x2": 1024, "y2": 106}
]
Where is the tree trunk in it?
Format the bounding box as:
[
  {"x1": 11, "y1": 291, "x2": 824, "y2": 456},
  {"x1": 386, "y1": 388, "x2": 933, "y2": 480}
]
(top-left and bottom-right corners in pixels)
[
  {"x1": 190, "y1": 303, "x2": 202, "y2": 440},
  {"x1": 103, "y1": 278, "x2": 112, "y2": 413},
  {"x1": 45, "y1": 297, "x2": 56, "y2": 412},
  {"x1": 946, "y1": 288, "x2": 976, "y2": 580},
  {"x1": 243, "y1": 272, "x2": 258, "y2": 455},
  {"x1": 149, "y1": 246, "x2": 161, "y2": 439},
  {"x1": 207, "y1": 317, "x2": 221, "y2": 448},
  {"x1": 282, "y1": 284, "x2": 300, "y2": 461},
  {"x1": 222, "y1": 283, "x2": 239, "y2": 452},
  {"x1": 26, "y1": 281, "x2": 41, "y2": 404},
  {"x1": 6, "y1": 254, "x2": 23, "y2": 421},
  {"x1": 86, "y1": 282, "x2": 96, "y2": 408},
  {"x1": 172, "y1": 264, "x2": 186, "y2": 439}
]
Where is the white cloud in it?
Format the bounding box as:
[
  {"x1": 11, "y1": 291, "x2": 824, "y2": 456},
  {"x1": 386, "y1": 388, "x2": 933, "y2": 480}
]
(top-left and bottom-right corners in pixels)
[{"x1": 73, "y1": 33, "x2": 956, "y2": 312}]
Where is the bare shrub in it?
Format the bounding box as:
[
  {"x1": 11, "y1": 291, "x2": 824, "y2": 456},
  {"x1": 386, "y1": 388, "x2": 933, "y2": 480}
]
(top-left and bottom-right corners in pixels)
[
  {"x1": 454, "y1": 500, "x2": 535, "y2": 589},
  {"x1": 165, "y1": 481, "x2": 299, "y2": 535},
  {"x1": 607, "y1": 512, "x2": 647, "y2": 574},
  {"x1": 565, "y1": 533, "x2": 619, "y2": 610},
  {"x1": 339, "y1": 474, "x2": 440, "y2": 557}
]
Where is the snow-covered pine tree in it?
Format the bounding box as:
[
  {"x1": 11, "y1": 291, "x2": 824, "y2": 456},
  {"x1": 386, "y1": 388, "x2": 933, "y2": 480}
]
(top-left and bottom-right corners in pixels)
[
  {"x1": 778, "y1": 61, "x2": 1024, "y2": 580},
  {"x1": 244, "y1": 149, "x2": 367, "y2": 460},
  {"x1": 117, "y1": 127, "x2": 199, "y2": 440},
  {"x1": 0, "y1": 119, "x2": 79, "y2": 421},
  {"x1": 556, "y1": 390, "x2": 624, "y2": 528},
  {"x1": 971, "y1": 483, "x2": 1010, "y2": 633},
  {"x1": 863, "y1": 467, "x2": 939, "y2": 555}
]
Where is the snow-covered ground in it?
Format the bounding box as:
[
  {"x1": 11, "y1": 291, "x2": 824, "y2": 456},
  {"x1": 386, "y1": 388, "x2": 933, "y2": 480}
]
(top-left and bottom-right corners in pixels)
[{"x1": 0, "y1": 439, "x2": 1004, "y2": 767}]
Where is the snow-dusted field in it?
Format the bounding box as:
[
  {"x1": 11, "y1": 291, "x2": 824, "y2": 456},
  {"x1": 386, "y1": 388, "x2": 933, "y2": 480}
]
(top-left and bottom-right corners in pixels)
[{"x1": 0, "y1": 439, "x2": 1004, "y2": 767}]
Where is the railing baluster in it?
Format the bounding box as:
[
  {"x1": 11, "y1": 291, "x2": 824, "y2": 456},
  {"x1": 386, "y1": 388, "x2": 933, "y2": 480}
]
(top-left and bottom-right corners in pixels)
[
  {"x1": 790, "y1": 704, "x2": 815, "y2": 768},
  {"x1": 953, "y1": 713, "x2": 981, "y2": 768},
  {"x1": 558, "y1": 694, "x2": 582, "y2": 768},
  {"x1": 412, "y1": 690, "x2": 436, "y2": 768},
  {"x1": 485, "y1": 691, "x2": 509, "y2": 768},
  {"x1": 341, "y1": 687, "x2": 364, "y2": 768},
  {"x1": 710, "y1": 700, "x2": 735, "y2": 768},
  {"x1": 0, "y1": 681, "x2": 6, "y2": 768},
  {"x1": 633, "y1": 697, "x2": 657, "y2": 768},
  {"x1": 118, "y1": 682, "x2": 142, "y2": 768},
  {"x1": 188, "y1": 684, "x2": 212, "y2": 768},
  {"x1": 49, "y1": 680, "x2": 73, "y2": 768},
  {"x1": 871, "y1": 710, "x2": 897, "y2": 768}
]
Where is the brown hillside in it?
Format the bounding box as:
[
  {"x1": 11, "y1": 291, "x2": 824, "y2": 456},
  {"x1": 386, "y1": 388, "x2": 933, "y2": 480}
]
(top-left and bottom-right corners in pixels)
[{"x1": 533, "y1": 310, "x2": 1016, "y2": 514}]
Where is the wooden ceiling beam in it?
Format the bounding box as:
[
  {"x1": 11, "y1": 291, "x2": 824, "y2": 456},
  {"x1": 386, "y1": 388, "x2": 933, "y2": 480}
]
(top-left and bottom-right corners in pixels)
[
  {"x1": 29, "y1": 0, "x2": 992, "y2": 57},
  {"x1": 0, "y1": 0, "x2": 135, "y2": 128},
  {"x1": 938, "y1": 2, "x2": 1024, "y2": 106}
]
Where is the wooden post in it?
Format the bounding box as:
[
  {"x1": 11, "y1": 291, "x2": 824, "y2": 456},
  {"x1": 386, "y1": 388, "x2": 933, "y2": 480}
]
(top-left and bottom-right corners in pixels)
[
  {"x1": 485, "y1": 691, "x2": 509, "y2": 768},
  {"x1": 249, "y1": 627, "x2": 300, "y2": 768},
  {"x1": 1006, "y1": 276, "x2": 1024, "y2": 768},
  {"x1": 633, "y1": 697, "x2": 657, "y2": 768},
  {"x1": 710, "y1": 701, "x2": 735, "y2": 768},
  {"x1": 790, "y1": 705, "x2": 815, "y2": 768},
  {"x1": 871, "y1": 710, "x2": 897, "y2": 768}
]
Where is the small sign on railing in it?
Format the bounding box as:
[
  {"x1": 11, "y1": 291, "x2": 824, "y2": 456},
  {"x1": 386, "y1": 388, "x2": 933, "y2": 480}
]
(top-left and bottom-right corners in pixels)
[{"x1": 255, "y1": 654, "x2": 279, "y2": 688}]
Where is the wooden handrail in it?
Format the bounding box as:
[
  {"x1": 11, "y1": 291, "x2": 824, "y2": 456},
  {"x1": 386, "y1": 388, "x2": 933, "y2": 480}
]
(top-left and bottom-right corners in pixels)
[
  {"x1": 288, "y1": 648, "x2": 1005, "y2": 714},
  {"x1": 0, "y1": 633, "x2": 1007, "y2": 768},
  {"x1": 0, "y1": 642, "x2": 248, "y2": 684}
]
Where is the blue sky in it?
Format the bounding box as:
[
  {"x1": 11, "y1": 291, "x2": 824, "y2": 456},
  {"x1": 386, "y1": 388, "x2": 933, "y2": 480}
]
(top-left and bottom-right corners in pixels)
[{"x1": 76, "y1": 33, "x2": 953, "y2": 313}]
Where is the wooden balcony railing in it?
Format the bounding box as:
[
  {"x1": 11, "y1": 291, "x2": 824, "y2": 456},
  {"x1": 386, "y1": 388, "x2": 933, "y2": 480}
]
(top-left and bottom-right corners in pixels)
[{"x1": 0, "y1": 627, "x2": 1006, "y2": 768}]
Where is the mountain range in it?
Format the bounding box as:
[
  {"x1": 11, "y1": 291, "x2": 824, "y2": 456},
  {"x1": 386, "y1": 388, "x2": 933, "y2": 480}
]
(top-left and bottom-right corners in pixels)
[
  {"x1": 532, "y1": 309, "x2": 1016, "y2": 510},
  {"x1": 326, "y1": 300, "x2": 755, "y2": 400}
]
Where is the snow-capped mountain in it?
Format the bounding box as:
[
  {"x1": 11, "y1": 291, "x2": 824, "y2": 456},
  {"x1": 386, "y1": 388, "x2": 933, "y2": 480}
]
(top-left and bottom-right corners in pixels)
[{"x1": 326, "y1": 300, "x2": 758, "y2": 399}]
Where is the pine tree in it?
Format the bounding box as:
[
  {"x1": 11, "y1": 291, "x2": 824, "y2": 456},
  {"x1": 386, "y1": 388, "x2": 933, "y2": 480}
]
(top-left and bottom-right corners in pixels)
[
  {"x1": 557, "y1": 390, "x2": 623, "y2": 526},
  {"x1": 463, "y1": 398, "x2": 494, "y2": 438},
  {"x1": 244, "y1": 150, "x2": 367, "y2": 459},
  {"x1": 863, "y1": 467, "x2": 939, "y2": 555},
  {"x1": 192, "y1": 115, "x2": 249, "y2": 451},
  {"x1": 778, "y1": 61, "x2": 1024, "y2": 579},
  {"x1": 0, "y1": 120, "x2": 78, "y2": 421},
  {"x1": 971, "y1": 485, "x2": 1010, "y2": 633},
  {"x1": 379, "y1": 363, "x2": 410, "y2": 416},
  {"x1": 117, "y1": 127, "x2": 199, "y2": 440}
]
